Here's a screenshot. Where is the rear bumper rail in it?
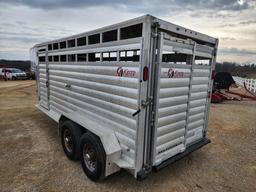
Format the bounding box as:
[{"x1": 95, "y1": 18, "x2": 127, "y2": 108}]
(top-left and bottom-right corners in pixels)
[{"x1": 153, "y1": 137, "x2": 211, "y2": 171}]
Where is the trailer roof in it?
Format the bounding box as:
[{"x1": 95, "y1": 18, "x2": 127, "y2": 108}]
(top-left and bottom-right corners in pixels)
[{"x1": 34, "y1": 14, "x2": 217, "y2": 48}]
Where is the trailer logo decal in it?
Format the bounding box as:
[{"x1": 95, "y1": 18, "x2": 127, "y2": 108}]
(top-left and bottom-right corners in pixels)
[
  {"x1": 168, "y1": 67, "x2": 184, "y2": 78},
  {"x1": 116, "y1": 66, "x2": 136, "y2": 77}
]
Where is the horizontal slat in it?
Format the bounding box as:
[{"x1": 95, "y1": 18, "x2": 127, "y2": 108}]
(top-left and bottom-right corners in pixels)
[
  {"x1": 160, "y1": 78, "x2": 189, "y2": 88},
  {"x1": 157, "y1": 128, "x2": 185, "y2": 146},
  {"x1": 39, "y1": 79, "x2": 47, "y2": 84},
  {"x1": 190, "y1": 98, "x2": 207, "y2": 108},
  {"x1": 192, "y1": 71, "x2": 210, "y2": 77},
  {"x1": 39, "y1": 90, "x2": 48, "y2": 98},
  {"x1": 39, "y1": 85, "x2": 47, "y2": 92},
  {"x1": 50, "y1": 72, "x2": 139, "y2": 89},
  {"x1": 186, "y1": 127, "x2": 203, "y2": 145},
  {"x1": 191, "y1": 77, "x2": 209, "y2": 85},
  {"x1": 40, "y1": 101, "x2": 48, "y2": 108},
  {"x1": 158, "y1": 104, "x2": 187, "y2": 118},
  {"x1": 49, "y1": 65, "x2": 140, "y2": 78},
  {"x1": 50, "y1": 100, "x2": 73, "y2": 114},
  {"x1": 161, "y1": 63, "x2": 191, "y2": 69},
  {"x1": 40, "y1": 95, "x2": 48, "y2": 103},
  {"x1": 39, "y1": 63, "x2": 46, "y2": 67},
  {"x1": 193, "y1": 65, "x2": 211, "y2": 69},
  {"x1": 157, "y1": 112, "x2": 187, "y2": 128},
  {"x1": 187, "y1": 126, "x2": 204, "y2": 138},
  {"x1": 156, "y1": 138, "x2": 184, "y2": 155},
  {"x1": 159, "y1": 95, "x2": 188, "y2": 108},
  {"x1": 157, "y1": 120, "x2": 186, "y2": 137},
  {"x1": 39, "y1": 69, "x2": 46, "y2": 74},
  {"x1": 189, "y1": 113, "x2": 205, "y2": 123},
  {"x1": 191, "y1": 84, "x2": 208, "y2": 93},
  {"x1": 191, "y1": 92, "x2": 207, "y2": 100},
  {"x1": 39, "y1": 74, "x2": 46, "y2": 79},
  {"x1": 189, "y1": 106, "x2": 205, "y2": 115},
  {"x1": 188, "y1": 119, "x2": 204, "y2": 130},
  {"x1": 160, "y1": 87, "x2": 189, "y2": 98}
]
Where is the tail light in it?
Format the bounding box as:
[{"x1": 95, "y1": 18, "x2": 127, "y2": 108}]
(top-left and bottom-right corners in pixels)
[{"x1": 143, "y1": 66, "x2": 148, "y2": 81}]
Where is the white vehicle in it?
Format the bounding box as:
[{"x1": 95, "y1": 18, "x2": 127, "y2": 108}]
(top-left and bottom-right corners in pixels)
[
  {"x1": 0, "y1": 68, "x2": 27, "y2": 80},
  {"x1": 30, "y1": 15, "x2": 218, "y2": 181}
]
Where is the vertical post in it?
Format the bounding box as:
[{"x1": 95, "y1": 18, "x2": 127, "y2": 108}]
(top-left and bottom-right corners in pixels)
[
  {"x1": 45, "y1": 46, "x2": 50, "y2": 110},
  {"x1": 184, "y1": 41, "x2": 197, "y2": 148},
  {"x1": 100, "y1": 32, "x2": 102, "y2": 44},
  {"x1": 135, "y1": 16, "x2": 152, "y2": 178},
  {"x1": 203, "y1": 39, "x2": 219, "y2": 137},
  {"x1": 117, "y1": 28, "x2": 120, "y2": 41},
  {"x1": 150, "y1": 31, "x2": 163, "y2": 165}
]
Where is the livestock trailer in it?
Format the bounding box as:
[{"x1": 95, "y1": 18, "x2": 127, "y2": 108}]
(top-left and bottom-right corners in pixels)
[{"x1": 30, "y1": 14, "x2": 218, "y2": 181}]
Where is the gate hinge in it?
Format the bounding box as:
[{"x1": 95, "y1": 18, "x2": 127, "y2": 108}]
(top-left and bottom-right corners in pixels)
[
  {"x1": 136, "y1": 165, "x2": 151, "y2": 181},
  {"x1": 151, "y1": 21, "x2": 160, "y2": 38},
  {"x1": 151, "y1": 32, "x2": 158, "y2": 38},
  {"x1": 152, "y1": 21, "x2": 160, "y2": 28}
]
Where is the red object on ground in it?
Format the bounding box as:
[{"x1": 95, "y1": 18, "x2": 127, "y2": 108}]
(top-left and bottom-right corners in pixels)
[
  {"x1": 214, "y1": 92, "x2": 229, "y2": 100},
  {"x1": 211, "y1": 92, "x2": 223, "y2": 103}
]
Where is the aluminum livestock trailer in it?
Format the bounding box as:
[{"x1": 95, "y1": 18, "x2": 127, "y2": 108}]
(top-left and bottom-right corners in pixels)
[{"x1": 30, "y1": 15, "x2": 218, "y2": 181}]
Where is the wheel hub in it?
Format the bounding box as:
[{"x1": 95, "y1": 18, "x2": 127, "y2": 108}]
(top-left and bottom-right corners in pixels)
[
  {"x1": 63, "y1": 129, "x2": 73, "y2": 153},
  {"x1": 83, "y1": 143, "x2": 96, "y2": 172}
]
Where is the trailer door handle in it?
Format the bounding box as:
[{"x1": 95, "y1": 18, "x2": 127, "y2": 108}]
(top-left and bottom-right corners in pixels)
[
  {"x1": 132, "y1": 109, "x2": 141, "y2": 117},
  {"x1": 132, "y1": 98, "x2": 152, "y2": 117},
  {"x1": 64, "y1": 83, "x2": 71, "y2": 88}
]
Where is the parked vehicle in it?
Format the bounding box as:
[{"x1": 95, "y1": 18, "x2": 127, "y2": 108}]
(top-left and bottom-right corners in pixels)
[
  {"x1": 0, "y1": 68, "x2": 27, "y2": 80},
  {"x1": 30, "y1": 15, "x2": 218, "y2": 181}
]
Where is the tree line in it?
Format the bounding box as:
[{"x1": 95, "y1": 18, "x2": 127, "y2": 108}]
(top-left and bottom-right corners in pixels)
[{"x1": 215, "y1": 62, "x2": 256, "y2": 78}]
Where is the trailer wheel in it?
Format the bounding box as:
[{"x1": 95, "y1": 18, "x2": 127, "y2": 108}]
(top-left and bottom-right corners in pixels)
[
  {"x1": 80, "y1": 132, "x2": 106, "y2": 181},
  {"x1": 60, "y1": 120, "x2": 82, "y2": 160}
]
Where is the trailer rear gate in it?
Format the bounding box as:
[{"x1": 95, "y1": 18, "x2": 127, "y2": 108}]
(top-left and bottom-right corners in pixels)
[
  {"x1": 152, "y1": 34, "x2": 214, "y2": 166},
  {"x1": 31, "y1": 15, "x2": 218, "y2": 180}
]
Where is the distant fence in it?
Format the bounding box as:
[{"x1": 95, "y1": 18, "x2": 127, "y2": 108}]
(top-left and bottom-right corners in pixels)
[{"x1": 233, "y1": 76, "x2": 256, "y2": 93}]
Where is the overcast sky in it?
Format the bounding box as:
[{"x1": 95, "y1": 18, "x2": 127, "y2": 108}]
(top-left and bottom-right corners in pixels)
[{"x1": 0, "y1": 0, "x2": 255, "y2": 64}]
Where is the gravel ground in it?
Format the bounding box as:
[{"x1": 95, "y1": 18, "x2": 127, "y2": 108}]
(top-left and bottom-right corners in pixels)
[{"x1": 0, "y1": 80, "x2": 255, "y2": 192}]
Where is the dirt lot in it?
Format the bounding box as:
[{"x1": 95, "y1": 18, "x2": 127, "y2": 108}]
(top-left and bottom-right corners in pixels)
[{"x1": 0, "y1": 80, "x2": 255, "y2": 192}]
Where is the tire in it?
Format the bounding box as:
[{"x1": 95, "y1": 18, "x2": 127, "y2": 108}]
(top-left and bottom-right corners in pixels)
[
  {"x1": 12, "y1": 76, "x2": 17, "y2": 80},
  {"x1": 60, "y1": 120, "x2": 82, "y2": 160},
  {"x1": 80, "y1": 132, "x2": 106, "y2": 181}
]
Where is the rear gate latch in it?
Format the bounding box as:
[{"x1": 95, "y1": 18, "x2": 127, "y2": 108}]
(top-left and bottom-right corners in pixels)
[{"x1": 132, "y1": 97, "x2": 152, "y2": 117}]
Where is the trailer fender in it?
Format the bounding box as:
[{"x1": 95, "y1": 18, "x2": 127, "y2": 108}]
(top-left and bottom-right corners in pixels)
[
  {"x1": 60, "y1": 111, "x2": 122, "y2": 176},
  {"x1": 36, "y1": 104, "x2": 125, "y2": 176}
]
